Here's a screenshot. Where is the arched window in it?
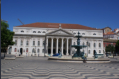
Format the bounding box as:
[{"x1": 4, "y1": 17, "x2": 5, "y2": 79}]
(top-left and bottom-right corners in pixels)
[
  {"x1": 99, "y1": 50, "x2": 101, "y2": 53},
  {"x1": 43, "y1": 31, "x2": 46, "y2": 33},
  {"x1": 26, "y1": 48, "x2": 28, "y2": 52},
  {"x1": 99, "y1": 43, "x2": 101, "y2": 48},
  {"x1": 94, "y1": 43, "x2": 96, "y2": 47},
  {"x1": 38, "y1": 31, "x2": 41, "y2": 33},
  {"x1": 14, "y1": 48, "x2": 17, "y2": 52},
  {"x1": 73, "y1": 32, "x2": 76, "y2": 34},
  {"x1": 37, "y1": 49, "x2": 39, "y2": 53},
  {"x1": 33, "y1": 31, "x2": 36, "y2": 33},
  {"x1": 21, "y1": 30, "x2": 24, "y2": 32},
  {"x1": 93, "y1": 33, "x2": 96, "y2": 35},
  {"x1": 26, "y1": 40, "x2": 29, "y2": 46},
  {"x1": 88, "y1": 50, "x2": 90, "y2": 54},
  {"x1": 82, "y1": 33, "x2": 85, "y2": 35}
]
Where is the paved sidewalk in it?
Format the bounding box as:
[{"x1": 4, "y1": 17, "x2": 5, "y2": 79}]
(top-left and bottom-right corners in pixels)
[
  {"x1": 1, "y1": 57, "x2": 119, "y2": 79},
  {"x1": 1, "y1": 53, "x2": 16, "y2": 59}
]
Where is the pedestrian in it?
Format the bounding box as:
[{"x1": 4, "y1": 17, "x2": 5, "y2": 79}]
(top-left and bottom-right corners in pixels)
[
  {"x1": 83, "y1": 53, "x2": 87, "y2": 63},
  {"x1": 84, "y1": 53, "x2": 87, "y2": 60}
]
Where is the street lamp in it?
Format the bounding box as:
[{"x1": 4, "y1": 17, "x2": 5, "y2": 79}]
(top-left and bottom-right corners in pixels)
[
  {"x1": 43, "y1": 40, "x2": 47, "y2": 57},
  {"x1": 34, "y1": 46, "x2": 36, "y2": 56},
  {"x1": 87, "y1": 41, "x2": 88, "y2": 57}
]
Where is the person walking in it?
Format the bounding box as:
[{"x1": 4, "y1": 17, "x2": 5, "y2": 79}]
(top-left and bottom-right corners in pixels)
[{"x1": 83, "y1": 53, "x2": 87, "y2": 63}]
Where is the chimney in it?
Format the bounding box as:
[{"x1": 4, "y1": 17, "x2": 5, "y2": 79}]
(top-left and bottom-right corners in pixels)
[{"x1": 59, "y1": 24, "x2": 62, "y2": 29}]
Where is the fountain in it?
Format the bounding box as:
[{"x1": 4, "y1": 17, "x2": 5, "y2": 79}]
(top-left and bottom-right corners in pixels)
[
  {"x1": 71, "y1": 32, "x2": 87, "y2": 59},
  {"x1": 48, "y1": 32, "x2": 110, "y2": 63}
]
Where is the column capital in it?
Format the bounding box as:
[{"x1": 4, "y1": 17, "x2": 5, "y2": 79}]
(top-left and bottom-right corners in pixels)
[
  {"x1": 61, "y1": 38, "x2": 64, "y2": 40},
  {"x1": 56, "y1": 38, "x2": 59, "y2": 40},
  {"x1": 66, "y1": 38, "x2": 69, "y2": 40},
  {"x1": 51, "y1": 38, "x2": 54, "y2": 39}
]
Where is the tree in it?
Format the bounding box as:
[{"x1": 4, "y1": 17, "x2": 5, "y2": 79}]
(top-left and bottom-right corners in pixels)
[
  {"x1": 115, "y1": 40, "x2": 119, "y2": 55},
  {"x1": 105, "y1": 44, "x2": 115, "y2": 57},
  {"x1": 1, "y1": 21, "x2": 15, "y2": 58}
]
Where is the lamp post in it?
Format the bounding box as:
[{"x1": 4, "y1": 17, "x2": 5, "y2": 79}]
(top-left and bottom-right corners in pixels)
[
  {"x1": 35, "y1": 46, "x2": 36, "y2": 56},
  {"x1": 43, "y1": 38, "x2": 47, "y2": 57},
  {"x1": 87, "y1": 41, "x2": 88, "y2": 57}
]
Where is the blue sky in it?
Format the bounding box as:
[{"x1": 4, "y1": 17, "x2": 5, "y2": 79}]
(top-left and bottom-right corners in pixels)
[{"x1": 1, "y1": 0, "x2": 119, "y2": 31}]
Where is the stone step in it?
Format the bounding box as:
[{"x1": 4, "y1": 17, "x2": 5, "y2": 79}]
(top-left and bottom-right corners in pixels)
[
  {"x1": 16, "y1": 55, "x2": 24, "y2": 58},
  {"x1": 4, "y1": 57, "x2": 16, "y2": 60}
]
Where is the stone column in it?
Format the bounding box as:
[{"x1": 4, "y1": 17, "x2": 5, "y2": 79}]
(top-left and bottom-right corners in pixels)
[
  {"x1": 66, "y1": 38, "x2": 69, "y2": 55},
  {"x1": 51, "y1": 38, "x2": 53, "y2": 55},
  {"x1": 61, "y1": 38, "x2": 63, "y2": 55},
  {"x1": 56, "y1": 38, "x2": 58, "y2": 53},
  {"x1": 47, "y1": 38, "x2": 48, "y2": 54},
  {"x1": 70, "y1": 38, "x2": 73, "y2": 55}
]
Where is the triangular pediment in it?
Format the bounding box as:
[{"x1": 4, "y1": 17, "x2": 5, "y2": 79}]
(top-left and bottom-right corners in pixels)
[{"x1": 46, "y1": 29, "x2": 74, "y2": 36}]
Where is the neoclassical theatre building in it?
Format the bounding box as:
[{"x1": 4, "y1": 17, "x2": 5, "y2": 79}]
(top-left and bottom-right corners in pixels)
[{"x1": 10, "y1": 22, "x2": 104, "y2": 57}]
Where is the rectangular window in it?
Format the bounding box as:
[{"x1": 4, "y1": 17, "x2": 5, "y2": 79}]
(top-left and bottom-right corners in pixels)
[
  {"x1": 99, "y1": 50, "x2": 101, "y2": 53},
  {"x1": 88, "y1": 43, "x2": 90, "y2": 47},
  {"x1": 42, "y1": 49, "x2": 44, "y2": 53},
  {"x1": 99, "y1": 43, "x2": 101, "y2": 48},
  {"x1": 43, "y1": 41, "x2": 44, "y2": 46},
  {"x1": 21, "y1": 40, "x2": 23, "y2": 46},
  {"x1": 38, "y1": 41, "x2": 40, "y2": 46},
  {"x1": 26, "y1": 41, "x2": 29, "y2": 46},
  {"x1": 94, "y1": 43, "x2": 96, "y2": 47},
  {"x1": 33, "y1": 41, "x2": 35, "y2": 46},
  {"x1": 15, "y1": 40, "x2": 17, "y2": 45},
  {"x1": 37, "y1": 49, "x2": 40, "y2": 53},
  {"x1": 88, "y1": 50, "x2": 90, "y2": 54}
]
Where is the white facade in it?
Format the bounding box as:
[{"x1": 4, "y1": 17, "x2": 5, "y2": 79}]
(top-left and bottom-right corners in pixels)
[
  {"x1": 114, "y1": 28, "x2": 119, "y2": 33},
  {"x1": 9, "y1": 24, "x2": 104, "y2": 57}
]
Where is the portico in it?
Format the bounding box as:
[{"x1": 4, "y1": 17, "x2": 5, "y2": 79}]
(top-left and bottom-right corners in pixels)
[{"x1": 45, "y1": 28, "x2": 74, "y2": 56}]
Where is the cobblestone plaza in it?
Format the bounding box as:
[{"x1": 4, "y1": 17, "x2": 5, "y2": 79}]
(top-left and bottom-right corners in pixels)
[{"x1": 1, "y1": 57, "x2": 119, "y2": 79}]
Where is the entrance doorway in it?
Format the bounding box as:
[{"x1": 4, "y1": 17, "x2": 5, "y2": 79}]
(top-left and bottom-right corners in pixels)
[
  {"x1": 9, "y1": 47, "x2": 12, "y2": 54},
  {"x1": 48, "y1": 49, "x2": 51, "y2": 54},
  {"x1": 20, "y1": 48, "x2": 23, "y2": 55},
  {"x1": 63, "y1": 49, "x2": 66, "y2": 55},
  {"x1": 93, "y1": 50, "x2": 96, "y2": 56},
  {"x1": 53, "y1": 49, "x2": 56, "y2": 55}
]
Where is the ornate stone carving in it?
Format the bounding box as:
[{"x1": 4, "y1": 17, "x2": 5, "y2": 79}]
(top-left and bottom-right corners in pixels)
[{"x1": 50, "y1": 31, "x2": 69, "y2": 35}]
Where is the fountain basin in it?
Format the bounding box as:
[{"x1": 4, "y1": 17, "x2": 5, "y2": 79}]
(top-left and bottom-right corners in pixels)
[{"x1": 48, "y1": 56, "x2": 110, "y2": 63}]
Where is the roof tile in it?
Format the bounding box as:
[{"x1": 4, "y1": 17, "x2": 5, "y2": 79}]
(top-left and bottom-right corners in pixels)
[{"x1": 15, "y1": 22, "x2": 100, "y2": 30}]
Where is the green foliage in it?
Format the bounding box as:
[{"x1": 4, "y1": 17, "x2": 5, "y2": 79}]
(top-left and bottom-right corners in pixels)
[
  {"x1": 1, "y1": 21, "x2": 9, "y2": 29},
  {"x1": 115, "y1": 40, "x2": 119, "y2": 53},
  {"x1": 105, "y1": 44, "x2": 115, "y2": 53},
  {"x1": 1, "y1": 21, "x2": 15, "y2": 49}
]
